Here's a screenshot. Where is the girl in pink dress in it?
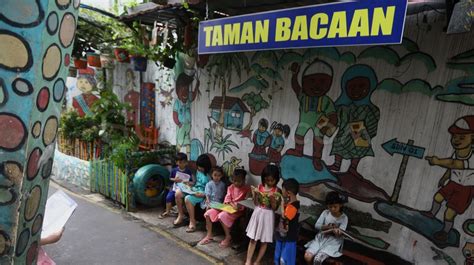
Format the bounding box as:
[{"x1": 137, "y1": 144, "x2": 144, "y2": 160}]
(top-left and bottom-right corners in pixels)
[
  {"x1": 245, "y1": 165, "x2": 281, "y2": 265},
  {"x1": 199, "y1": 168, "x2": 250, "y2": 248}
]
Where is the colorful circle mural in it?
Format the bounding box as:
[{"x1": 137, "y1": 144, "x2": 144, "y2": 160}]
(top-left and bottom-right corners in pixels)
[
  {"x1": 0, "y1": 184, "x2": 16, "y2": 206},
  {"x1": 2, "y1": 161, "x2": 23, "y2": 184},
  {"x1": 15, "y1": 228, "x2": 30, "y2": 257},
  {"x1": 59, "y1": 13, "x2": 75, "y2": 48},
  {"x1": 0, "y1": 230, "x2": 11, "y2": 256},
  {"x1": 12, "y1": 78, "x2": 34, "y2": 96},
  {"x1": 26, "y1": 148, "x2": 42, "y2": 180},
  {"x1": 42, "y1": 44, "x2": 62, "y2": 81},
  {"x1": 46, "y1": 11, "x2": 59, "y2": 35},
  {"x1": 0, "y1": 78, "x2": 7, "y2": 107},
  {"x1": 56, "y1": 0, "x2": 71, "y2": 9},
  {"x1": 0, "y1": 113, "x2": 27, "y2": 152},
  {"x1": 41, "y1": 158, "x2": 53, "y2": 179},
  {"x1": 24, "y1": 186, "x2": 42, "y2": 222},
  {"x1": 25, "y1": 241, "x2": 38, "y2": 265},
  {"x1": 37, "y1": 87, "x2": 50, "y2": 112},
  {"x1": 53, "y1": 78, "x2": 65, "y2": 102},
  {"x1": 31, "y1": 214, "x2": 43, "y2": 236},
  {"x1": 0, "y1": 30, "x2": 33, "y2": 72},
  {"x1": 43, "y1": 116, "x2": 58, "y2": 146},
  {"x1": 32, "y1": 121, "x2": 42, "y2": 139}
]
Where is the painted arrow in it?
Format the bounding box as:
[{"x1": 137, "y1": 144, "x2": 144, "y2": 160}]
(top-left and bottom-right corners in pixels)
[{"x1": 382, "y1": 138, "x2": 425, "y2": 159}]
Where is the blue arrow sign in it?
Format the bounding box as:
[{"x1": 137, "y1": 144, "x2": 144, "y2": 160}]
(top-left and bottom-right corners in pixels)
[{"x1": 382, "y1": 138, "x2": 425, "y2": 159}]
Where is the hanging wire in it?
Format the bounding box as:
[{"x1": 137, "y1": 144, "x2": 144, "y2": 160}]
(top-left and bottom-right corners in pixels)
[{"x1": 205, "y1": 0, "x2": 209, "y2": 20}]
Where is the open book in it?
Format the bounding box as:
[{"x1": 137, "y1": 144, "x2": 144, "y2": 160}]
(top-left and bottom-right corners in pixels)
[
  {"x1": 209, "y1": 202, "x2": 237, "y2": 214},
  {"x1": 42, "y1": 190, "x2": 77, "y2": 238},
  {"x1": 172, "y1": 171, "x2": 191, "y2": 191},
  {"x1": 322, "y1": 227, "x2": 355, "y2": 241},
  {"x1": 177, "y1": 183, "x2": 198, "y2": 195}
]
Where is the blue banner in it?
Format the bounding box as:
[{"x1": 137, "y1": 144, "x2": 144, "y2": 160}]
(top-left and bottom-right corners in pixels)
[{"x1": 198, "y1": 0, "x2": 408, "y2": 54}]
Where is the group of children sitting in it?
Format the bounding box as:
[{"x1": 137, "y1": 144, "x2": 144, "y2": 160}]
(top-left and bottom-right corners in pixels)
[{"x1": 160, "y1": 153, "x2": 349, "y2": 265}]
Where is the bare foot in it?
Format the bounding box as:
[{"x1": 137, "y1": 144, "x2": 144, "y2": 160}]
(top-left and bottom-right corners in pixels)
[{"x1": 173, "y1": 216, "x2": 184, "y2": 226}]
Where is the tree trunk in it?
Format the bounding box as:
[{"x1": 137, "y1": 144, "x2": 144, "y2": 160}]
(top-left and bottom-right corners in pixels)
[
  {"x1": 216, "y1": 77, "x2": 226, "y2": 140},
  {"x1": 243, "y1": 109, "x2": 256, "y2": 131}
]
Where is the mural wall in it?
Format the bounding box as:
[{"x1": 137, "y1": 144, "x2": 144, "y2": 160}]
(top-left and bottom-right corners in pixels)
[
  {"x1": 56, "y1": 9, "x2": 473, "y2": 263},
  {"x1": 167, "y1": 13, "x2": 471, "y2": 264},
  {"x1": 0, "y1": 0, "x2": 79, "y2": 264}
]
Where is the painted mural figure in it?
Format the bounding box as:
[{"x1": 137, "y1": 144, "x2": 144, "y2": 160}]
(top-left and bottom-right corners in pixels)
[
  {"x1": 285, "y1": 60, "x2": 337, "y2": 171},
  {"x1": 252, "y1": 118, "x2": 271, "y2": 155},
  {"x1": 173, "y1": 73, "x2": 199, "y2": 156},
  {"x1": 124, "y1": 69, "x2": 140, "y2": 125},
  {"x1": 72, "y1": 68, "x2": 98, "y2": 117},
  {"x1": 268, "y1": 122, "x2": 291, "y2": 165},
  {"x1": 424, "y1": 115, "x2": 474, "y2": 242},
  {"x1": 464, "y1": 242, "x2": 474, "y2": 265},
  {"x1": 328, "y1": 64, "x2": 380, "y2": 176}
]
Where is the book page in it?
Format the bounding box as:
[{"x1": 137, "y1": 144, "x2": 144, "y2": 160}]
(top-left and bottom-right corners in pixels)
[
  {"x1": 42, "y1": 190, "x2": 77, "y2": 238},
  {"x1": 172, "y1": 171, "x2": 191, "y2": 191},
  {"x1": 177, "y1": 183, "x2": 196, "y2": 195},
  {"x1": 175, "y1": 171, "x2": 190, "y2": 182},
  {"x1": 210, "y1": 202, "x2": 237, "y2": 214}
]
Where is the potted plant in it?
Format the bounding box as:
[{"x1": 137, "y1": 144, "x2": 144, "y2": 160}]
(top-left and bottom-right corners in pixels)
[
  {"x1": 98, "y1": 44, "x2": 115, "y2": 68},
  {"x1": 87, "y1": 51, "x2": 102, "y2": 67},
  {"x1": 72, "y1": 39, "x2": 88, "y2": 69},
  {"x1": 120, "y1": 22, "x2": 151, "y2": 71}
]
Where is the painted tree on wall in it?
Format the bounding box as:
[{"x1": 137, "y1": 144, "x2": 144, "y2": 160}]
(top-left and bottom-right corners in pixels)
[
  {"x1": 206, "y1": 53, "x2": 250, "y2": 139},
  {"x1": 241, "y1": 91, "x2": 270, "y2": 131}
]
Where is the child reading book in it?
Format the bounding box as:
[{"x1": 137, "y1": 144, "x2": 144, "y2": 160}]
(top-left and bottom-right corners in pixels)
[{"x1": 199, "y1": 168, "x2": 250, "y2": 248}]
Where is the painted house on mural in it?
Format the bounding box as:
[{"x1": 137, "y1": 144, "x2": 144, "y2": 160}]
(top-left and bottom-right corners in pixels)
[
  {"x1": 55, "y1": 1, "x2": 474, "y2": 264},
  {"x1": 209, "y1": 96, "x2": 250, "y2": 130}
]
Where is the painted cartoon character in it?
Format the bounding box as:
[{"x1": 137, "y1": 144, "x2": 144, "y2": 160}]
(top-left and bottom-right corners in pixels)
[
  {"x1": 424, "y1": 115, "x2": 474, "y2": 242},
  {"x1": 124, "y1": 69, "x2": 140, "y2": 125},
  {"x1": 222, "y1": 156, "x2": 242, "y2": 179},
  {"x1": 329, "y1": 64, "x2": 380, "y2": 175},
  {"x1": 252, "y1": 118, "x2": 271, "y2": 155},
  {"x1": 268, "y1": 122, "x2": 291, "y2": 165},
  {"x1": 72, "y1": 67, "x2": 98, "y2": 117},
  {"x1": 464, "y1": 242, "x2": 474, "y2": 265},
  {"x1": 173, "y1": 73, "x2": 199, "y2": 156},
  {"x1": 285, "y1": 60, "x2": 337, "y2": 171}
]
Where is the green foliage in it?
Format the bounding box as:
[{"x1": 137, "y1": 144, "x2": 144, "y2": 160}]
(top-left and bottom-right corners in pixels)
[
  {"x1": 376, "y1": 78, "x2": 443, "y2": 96},
  {"x1": 91, "y1": 89, "x2": 131, "y2": 124},
  {"x1": 89, "y1": 87, "x2": 136, "y2": 160},
  {"x1": 401, "y1": 38, "x2": 419, "y2": 52},
  {"x1": 242, "y1": 92, "x2": 269, "y2": 113},
  {"x1": 207, "y1": 54, "x2": 250, "y2": 88},
  {"x1": 400, "y1": 52, "x2": 436, "y2": 73},
  {"x1": 358, "y1": 46, "x2": 400, "y2": 65},
  {"x1": 75, "y1": 9, "x2": 131, "y2": 56},
  {"x1": 210, "y1": 134, "x2": 239, "y2": 160},
  {"x1": 109, "y1": 136, "x2": 140, "y2": 170},
  {"x1": 60, "y1": 111, "x2": 100, "y2": 141}
]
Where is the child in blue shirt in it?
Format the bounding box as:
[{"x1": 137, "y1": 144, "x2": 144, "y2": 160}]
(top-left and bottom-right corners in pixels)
[
  {"x1": 160, "y1": 153, "x2": 193, "y2": 219},
  {"x1": 275, "y1": 178, "x2": 300, "y2": 265}
]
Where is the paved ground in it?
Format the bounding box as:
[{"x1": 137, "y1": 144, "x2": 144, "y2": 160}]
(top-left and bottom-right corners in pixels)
[{"x1": 43, "y1": 183, "x2": 215, "y2": 265}]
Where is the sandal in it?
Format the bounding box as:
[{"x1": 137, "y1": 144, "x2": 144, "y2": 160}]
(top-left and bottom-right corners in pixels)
[
  {"x1": 158, "y1": 212, "x2": 169, "y2": 219},
  {"x1": 198, "y1": 236, "x2": 213, "y2": 245},
  {"x1": 219, "y1": 239, "x2": 231, "y2": 248},
  {"x1": 185, "y1": 226, "x2": 196, "y2": 233}
]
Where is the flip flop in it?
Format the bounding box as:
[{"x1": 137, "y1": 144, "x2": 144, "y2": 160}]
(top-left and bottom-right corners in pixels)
[
  {"x1": 158, "y1": 212, "x2": 169, "y2": 219},
  {"x1": 219, "y1": 239, "x2": 231, "y2": 248},
  {"x1": 185, "y1": 226, "x2": 196, "y2": 233},
  {"x1": 198, "y1": 236, "x2": 213, "y2": 245}
]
